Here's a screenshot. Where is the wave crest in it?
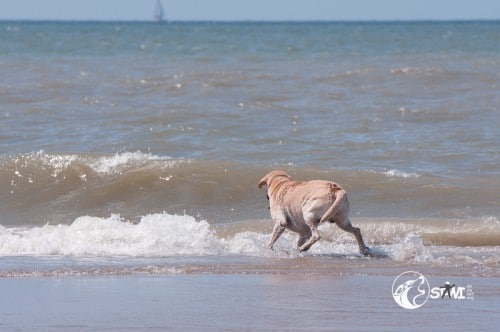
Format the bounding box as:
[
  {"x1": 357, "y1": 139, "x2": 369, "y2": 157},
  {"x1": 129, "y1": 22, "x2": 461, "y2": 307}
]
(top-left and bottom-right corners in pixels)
[{"x1": 1, "y1": 151, "x2": 499, "y2": 226}]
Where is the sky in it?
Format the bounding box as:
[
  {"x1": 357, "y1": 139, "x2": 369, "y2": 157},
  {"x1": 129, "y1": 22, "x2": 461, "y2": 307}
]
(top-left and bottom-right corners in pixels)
[{"x1": 1, "y1": 0, "x2": 499, "y2": 21}]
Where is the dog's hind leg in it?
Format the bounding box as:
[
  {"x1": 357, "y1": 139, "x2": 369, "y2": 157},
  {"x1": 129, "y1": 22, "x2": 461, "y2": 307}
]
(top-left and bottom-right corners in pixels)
[
  {"x1": 268, "y1": 220, "x2": 286, "y2": 250},
  {"x1": 336, "y1": 217, "x2": 369, "y2": 255}
]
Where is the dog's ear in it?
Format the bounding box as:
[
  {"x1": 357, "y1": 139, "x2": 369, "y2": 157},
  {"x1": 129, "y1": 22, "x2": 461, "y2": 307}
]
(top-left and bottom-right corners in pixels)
[{"x1": 258, "y1": 176, "x2": 268, "y2": 189}]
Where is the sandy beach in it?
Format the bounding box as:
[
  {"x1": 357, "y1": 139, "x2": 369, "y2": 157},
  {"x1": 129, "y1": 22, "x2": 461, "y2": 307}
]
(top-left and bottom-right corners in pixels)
[{"x1": 1, "y1": 259, "x2": 498, "y2": 331}]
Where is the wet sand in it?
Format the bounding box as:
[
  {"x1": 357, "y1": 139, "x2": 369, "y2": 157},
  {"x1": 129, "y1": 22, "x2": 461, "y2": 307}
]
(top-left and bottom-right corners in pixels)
[{"x1": 1, "y1": 270, "x2": 498, "y2": 331}]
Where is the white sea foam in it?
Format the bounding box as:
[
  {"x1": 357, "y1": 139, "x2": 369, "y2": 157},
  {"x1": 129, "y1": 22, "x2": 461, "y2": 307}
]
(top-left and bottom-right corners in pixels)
[
  {"x1": 88, "y1": 151, "x2": 179, "y2": 175},
  {"x1": 0, "y1": 213, "x2": 333, "y2": 258},
  {"x1": 0, "y1": 213, "x2": 498, "y2": 268},
  {"x1": 0, "y1": 213, "x2": 296, "y2": 259},
  {"x1": 388, "y1": 233, "x2": 434, "y2": 262},
  {"x1": 383, "y1": 169, "x2": 420, "y2": 178},
  {"x1": 0, "y1": 213, "x2": 223, "y2": 257},
  {"x1": 9, "y1": 151, "x2": 79, "y2": 177},
  {"x1": 38, "y1": 153, "x2": 78, "y2": 176},
  {"x1": 10, "y1": 151, "x2": 180, "y2": 177}
]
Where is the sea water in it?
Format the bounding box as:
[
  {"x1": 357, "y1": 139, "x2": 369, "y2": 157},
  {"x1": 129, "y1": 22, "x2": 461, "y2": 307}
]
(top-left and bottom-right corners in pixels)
[{"x1": 0, "y1": 21, "x2": 499, "y2": 277}]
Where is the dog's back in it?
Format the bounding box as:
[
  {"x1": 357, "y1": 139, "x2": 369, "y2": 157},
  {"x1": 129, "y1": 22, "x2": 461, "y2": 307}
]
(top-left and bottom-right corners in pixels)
[{"x1": 269, "y1": 178, "x2": 346, "y2": 220}]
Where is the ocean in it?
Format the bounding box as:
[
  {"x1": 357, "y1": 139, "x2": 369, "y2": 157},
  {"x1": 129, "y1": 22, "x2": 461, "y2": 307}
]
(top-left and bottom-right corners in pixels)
[{"x1": 0, "y1": 21, "x2": 499, "y2": 330}]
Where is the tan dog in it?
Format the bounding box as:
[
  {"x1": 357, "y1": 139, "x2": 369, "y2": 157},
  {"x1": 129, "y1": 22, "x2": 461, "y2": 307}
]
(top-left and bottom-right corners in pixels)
[{"x1": 258, "y1": 170, "x2": 369, "y2": 255}]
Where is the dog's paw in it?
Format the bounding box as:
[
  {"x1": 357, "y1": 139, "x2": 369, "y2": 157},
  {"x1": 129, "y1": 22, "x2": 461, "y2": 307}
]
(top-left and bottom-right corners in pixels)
[{"x1": 362, "y1": 247, "x2": 370, "y2": 256}]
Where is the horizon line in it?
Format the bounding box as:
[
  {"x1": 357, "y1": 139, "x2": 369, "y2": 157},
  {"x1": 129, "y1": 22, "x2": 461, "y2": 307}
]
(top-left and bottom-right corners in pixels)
[{"x1": 1, "y1": 18, "x2": 499, "y2": 24}]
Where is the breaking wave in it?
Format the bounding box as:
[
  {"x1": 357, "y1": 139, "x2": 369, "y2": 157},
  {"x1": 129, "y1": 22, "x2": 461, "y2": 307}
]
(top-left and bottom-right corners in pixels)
[
  {"x1": 0, "y1": 212, "x2": 498, "y2": 257},
  {"x1": 2, "y1": 151, "x2": 499, "y2": 227}
]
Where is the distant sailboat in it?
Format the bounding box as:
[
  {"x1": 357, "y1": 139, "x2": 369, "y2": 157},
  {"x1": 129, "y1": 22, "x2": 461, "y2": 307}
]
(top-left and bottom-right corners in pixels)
[{"x1": 154, "y1": 0, "x2": 165, "y2": 22}]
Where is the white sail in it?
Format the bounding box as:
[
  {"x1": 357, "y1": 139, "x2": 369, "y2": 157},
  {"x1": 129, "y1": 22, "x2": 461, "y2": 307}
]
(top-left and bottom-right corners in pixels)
[{"x1": 154, "y1": 0, "x2": 165, "y2": 22}]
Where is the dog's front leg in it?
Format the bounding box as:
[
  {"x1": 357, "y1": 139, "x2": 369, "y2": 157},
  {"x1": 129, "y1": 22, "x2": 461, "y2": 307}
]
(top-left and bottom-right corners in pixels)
[{"x1": 268, "y1": 220, "x2": 286, "y2": 250}]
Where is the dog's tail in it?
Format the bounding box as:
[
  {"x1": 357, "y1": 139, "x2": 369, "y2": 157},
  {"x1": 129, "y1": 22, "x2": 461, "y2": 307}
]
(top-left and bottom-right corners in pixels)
[{"x1": 319, "y1": 189, "x2": 348, "y2": 224}]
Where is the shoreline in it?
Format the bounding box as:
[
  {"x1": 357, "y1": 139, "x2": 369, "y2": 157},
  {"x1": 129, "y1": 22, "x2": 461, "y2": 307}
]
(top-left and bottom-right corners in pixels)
[{"x1": 1, "y1": 252, "x2": 499, "y2": 278}]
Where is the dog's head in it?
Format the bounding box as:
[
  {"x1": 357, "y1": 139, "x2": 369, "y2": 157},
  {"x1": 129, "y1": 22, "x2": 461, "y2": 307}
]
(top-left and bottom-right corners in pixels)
[{"x1": 257, "y1": 170, "x2": 291, "y2": 190}]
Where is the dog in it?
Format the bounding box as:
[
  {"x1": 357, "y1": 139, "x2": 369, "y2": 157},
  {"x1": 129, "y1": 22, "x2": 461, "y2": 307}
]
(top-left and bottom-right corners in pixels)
[{"x1": 258, "y1": 170, "x2": 369, "y2": 255}]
